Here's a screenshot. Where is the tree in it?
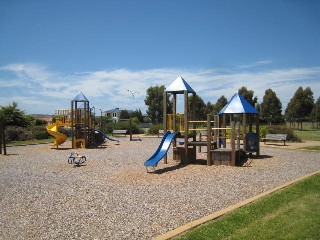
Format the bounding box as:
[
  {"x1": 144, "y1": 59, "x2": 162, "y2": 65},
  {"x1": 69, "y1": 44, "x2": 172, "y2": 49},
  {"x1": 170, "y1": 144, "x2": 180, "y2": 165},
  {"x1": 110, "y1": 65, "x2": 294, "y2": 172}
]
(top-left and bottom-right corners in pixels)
[
  {"x1": 260, "y1": 89, "x2": 283, "y2": 125},
  {"x1": 131, "y1": 109, "x2": 143, "y2": 123},
  {"x1": 311, "y1": 96, "x2": 320, "y2": 122},
  {"x1": 144, "y1": 85, "x2": 172, "y2": 124},
  {"x1": 205, "y1": 101, "x2": 214, "y2": 116},
  {"x1": 238, "y1": 86, "x2": 258, "y2": 107},
  {"x1": 120, "y1": 110, "x2": 130, "y2": 119},
  {"x1": 0, "y1": 102, "x2": 30, "y2": 127},
  {"x1": 212, "y1": 95, "x2": 228, "y2": 115},
  {"x1": 285, "y1": 87, "x2": 314, "y2": 129},
  {"x1": 188, "y1": 94, "x2": 207, "y2": 120}
]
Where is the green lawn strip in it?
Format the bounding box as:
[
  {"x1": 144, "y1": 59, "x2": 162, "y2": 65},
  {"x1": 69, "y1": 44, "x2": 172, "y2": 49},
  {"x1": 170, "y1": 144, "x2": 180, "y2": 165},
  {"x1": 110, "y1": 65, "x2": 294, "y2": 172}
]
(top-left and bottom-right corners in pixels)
[
  {"x1": 294, "y1": 130, "x2": 320, "y2": 141},
  {"x1": 7, "y1": 138, "x2": 53, "y2": 146},
  {"x1": 300, "y1": 146, "x2": 320, "y2": 151},
  {"x1": 176, "y1": 174, "x2": 320, "y2": 240}
]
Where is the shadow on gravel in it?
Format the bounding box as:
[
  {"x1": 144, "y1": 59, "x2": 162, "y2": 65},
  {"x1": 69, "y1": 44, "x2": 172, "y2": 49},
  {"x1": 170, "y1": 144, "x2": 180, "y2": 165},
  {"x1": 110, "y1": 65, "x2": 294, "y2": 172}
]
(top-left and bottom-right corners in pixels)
[
  {"x1": 73, "y1": 164, "x2": 87, "y2": 168},
  {"x1": 254, "y1": 154, "x2": 273, "y2": 159},
  {"x1": 51, "y1": 147, "x2": 72, "y2": 150},
  {"x1": 153, "y1": 164, "x2": 187, "y2": 174}
]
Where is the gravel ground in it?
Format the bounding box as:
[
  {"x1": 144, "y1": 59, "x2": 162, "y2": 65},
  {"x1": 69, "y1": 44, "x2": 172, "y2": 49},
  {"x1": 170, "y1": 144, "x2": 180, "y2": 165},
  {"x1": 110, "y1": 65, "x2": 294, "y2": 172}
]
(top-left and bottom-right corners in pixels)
[{"x1": 1, "y1": 137, "x2": 320, "y2": 240}]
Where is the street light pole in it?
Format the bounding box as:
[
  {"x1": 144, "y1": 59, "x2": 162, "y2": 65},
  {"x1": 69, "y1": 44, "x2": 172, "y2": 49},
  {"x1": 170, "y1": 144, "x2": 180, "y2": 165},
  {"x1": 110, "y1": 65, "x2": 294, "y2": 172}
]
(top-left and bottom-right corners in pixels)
[{"x1": 127, "y1": 89, "x2": 139, "y2": 99}]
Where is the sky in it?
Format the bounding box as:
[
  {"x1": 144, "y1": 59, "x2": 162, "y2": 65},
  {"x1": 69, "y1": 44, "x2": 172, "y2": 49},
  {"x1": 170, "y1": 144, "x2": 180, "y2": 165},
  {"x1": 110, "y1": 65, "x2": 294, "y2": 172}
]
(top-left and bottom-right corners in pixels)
[{"x1": 0, "y1": 0, "x2": 319, "y2": 115}]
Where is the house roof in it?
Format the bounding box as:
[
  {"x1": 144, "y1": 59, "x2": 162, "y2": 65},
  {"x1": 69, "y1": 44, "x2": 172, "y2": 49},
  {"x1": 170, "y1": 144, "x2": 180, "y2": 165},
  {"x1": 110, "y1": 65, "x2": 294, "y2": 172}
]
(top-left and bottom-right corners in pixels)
[
  {"x1": 218, "y1": 93, "x2": 259, "y2": 114},
  {"x1": 165, "y1": 76, "x2": 196, "y2": 94},
  {"x1": 105, "y1": 108, "x2": 122, "y2": 113}
]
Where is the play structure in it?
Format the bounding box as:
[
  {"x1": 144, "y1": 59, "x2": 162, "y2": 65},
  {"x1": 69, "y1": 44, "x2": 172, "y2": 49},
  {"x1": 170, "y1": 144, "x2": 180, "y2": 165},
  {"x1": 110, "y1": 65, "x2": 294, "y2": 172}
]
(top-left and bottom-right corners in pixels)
[
  {"x1": 46, "y1": 92, "x2": 119, "y2": 149},
  {"x1": 144, "y1": 76, "x2": 260, "y2": 169}
]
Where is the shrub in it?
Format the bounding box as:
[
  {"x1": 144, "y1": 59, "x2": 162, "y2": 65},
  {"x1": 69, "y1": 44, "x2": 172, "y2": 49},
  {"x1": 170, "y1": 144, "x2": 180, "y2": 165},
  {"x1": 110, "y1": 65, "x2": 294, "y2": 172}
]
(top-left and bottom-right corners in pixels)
[
  {"x1": 31, "y1": 126, "x2": 50, "y2": 140},
  {"x1": 265, "y1": 125, "x2": 302, "y2": 142},
  {"x1": 147, "y1": 124, "x2": 163, "y2": 135},
  {"x1": 4, "y1": 125, "x2": 33, "y2": 142},
  {"x1": 104, "y1": 121, "x2": 144, "y2": 134}
]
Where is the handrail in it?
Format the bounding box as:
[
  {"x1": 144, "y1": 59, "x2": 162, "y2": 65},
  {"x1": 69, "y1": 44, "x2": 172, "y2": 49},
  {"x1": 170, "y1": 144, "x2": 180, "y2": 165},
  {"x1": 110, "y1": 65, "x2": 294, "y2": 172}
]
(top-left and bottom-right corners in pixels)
[
  {"x1": 188, "y1": 120, "x2": 214, "y2": 123},
  {"x1": 189, "y1": 128, "x2": 208, "y2": 131}
]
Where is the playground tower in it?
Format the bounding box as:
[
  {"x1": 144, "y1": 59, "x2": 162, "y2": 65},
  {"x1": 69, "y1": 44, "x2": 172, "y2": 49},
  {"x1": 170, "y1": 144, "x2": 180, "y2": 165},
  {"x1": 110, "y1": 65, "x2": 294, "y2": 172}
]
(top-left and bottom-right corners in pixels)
[
  {"x1": 163, "y1": 76, "x2": 197, "y2": 164},
  {"x1": 71, "y1": 92, "x2": 92, "y2": 148}
]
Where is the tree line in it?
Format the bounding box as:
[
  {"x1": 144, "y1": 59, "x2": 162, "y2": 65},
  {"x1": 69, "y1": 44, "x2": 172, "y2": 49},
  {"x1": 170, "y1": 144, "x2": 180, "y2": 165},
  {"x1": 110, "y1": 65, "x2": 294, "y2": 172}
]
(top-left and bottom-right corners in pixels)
[{"x1": 144, "y1": 85, "x2": 320, "y2": 127}]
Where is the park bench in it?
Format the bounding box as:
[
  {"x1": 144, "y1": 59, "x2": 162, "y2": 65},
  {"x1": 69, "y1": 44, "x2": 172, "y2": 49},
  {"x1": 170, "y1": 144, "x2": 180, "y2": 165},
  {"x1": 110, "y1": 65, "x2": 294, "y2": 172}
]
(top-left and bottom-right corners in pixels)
[
  {"x1": 262, "y1": 134, "x2": 287, "y2": 145},
  {"x1": 112, "y1": 129, "x2": 127, "y2": 137}
]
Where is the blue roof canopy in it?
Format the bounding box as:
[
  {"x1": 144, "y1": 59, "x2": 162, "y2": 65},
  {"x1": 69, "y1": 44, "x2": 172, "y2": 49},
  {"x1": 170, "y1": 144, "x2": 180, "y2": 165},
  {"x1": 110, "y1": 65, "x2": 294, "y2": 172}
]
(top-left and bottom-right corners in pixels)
[
  {"x1": 73, "y1": 92, "x2": 88, "y2": 102},
  {"x1": 218, "y1": 93, "x2": 259, "y2": 114},
  {"x1": 165, "y1": 76, "x2": 196, "y2": 94}
]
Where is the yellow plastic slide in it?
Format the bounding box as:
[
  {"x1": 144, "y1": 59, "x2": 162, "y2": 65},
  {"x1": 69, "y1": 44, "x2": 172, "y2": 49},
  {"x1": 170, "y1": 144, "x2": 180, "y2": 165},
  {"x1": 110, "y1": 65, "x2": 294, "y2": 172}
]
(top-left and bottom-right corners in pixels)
[{"x1": 46, "y1": 123, "x2": 67, "y2": 146}]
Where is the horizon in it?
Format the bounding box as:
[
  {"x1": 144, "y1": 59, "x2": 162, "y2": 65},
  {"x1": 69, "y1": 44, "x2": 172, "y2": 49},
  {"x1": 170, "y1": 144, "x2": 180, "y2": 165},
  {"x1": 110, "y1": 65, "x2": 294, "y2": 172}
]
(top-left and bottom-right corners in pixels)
[{"x1": 1, "y1": 1, "x2": 319, "y2": 114}]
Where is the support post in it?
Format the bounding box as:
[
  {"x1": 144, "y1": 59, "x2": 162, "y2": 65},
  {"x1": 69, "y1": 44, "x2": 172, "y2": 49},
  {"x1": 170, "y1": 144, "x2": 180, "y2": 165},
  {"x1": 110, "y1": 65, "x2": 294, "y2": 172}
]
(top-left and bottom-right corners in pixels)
[
  {"x1": 163, "y1": 91, "x2": 167, "y2": 164},
  {"x1": 223, "y1": 114, "x2": 226, "y2": 148},
  {"x1": 242, "y1": 113, "x2": 247, "y2": 151},
  {"x1": 256, "y1": 114, "x2": 260, "y2": 156},
  {"x1": 184, "y1": 90, "x2": 188, "y2": 164},
  {"x1": 172, "y1": 93, "x2": 177, "y2": 148},
  {"x1": 207, "y1": 114, "x2": 212, "y2": 165},
  {"x1": 0, "y1": 117, "x2": 6, "y2": 155},
  {"x1": 231, "y1": 121, "x2": 236, "y2": 166},
  {"x1": 129, "y1": 118, "x2": 132, "y2": 141}
]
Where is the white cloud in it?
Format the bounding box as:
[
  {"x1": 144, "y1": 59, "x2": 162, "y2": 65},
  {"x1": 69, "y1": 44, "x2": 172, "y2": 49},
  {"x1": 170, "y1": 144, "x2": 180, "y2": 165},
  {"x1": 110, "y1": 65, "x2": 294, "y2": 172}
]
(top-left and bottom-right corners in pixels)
[{"x1": 0, "y1": 63, "x2": 319, "y2": 114}]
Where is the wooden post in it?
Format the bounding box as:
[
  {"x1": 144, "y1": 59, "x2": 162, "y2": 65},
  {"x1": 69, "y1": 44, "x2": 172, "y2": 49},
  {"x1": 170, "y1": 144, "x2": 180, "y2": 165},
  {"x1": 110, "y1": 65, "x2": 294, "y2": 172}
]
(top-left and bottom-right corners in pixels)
[
  {"x1": 231, "y1": 121, "x2": 236, "y2": 166},
  {"x1": 129, "y1": 118, "x2": 132, "y2": 141},
  {"x1": 172, "y1": 93, "x2": 177, "y2": 148},
  {"x1": 256, "y1": 114, "x2": 260, "y2": 156},
  {"x1": 236, "y1": 121, "x2": 240, "y2": 149},
  {"x1": 0, "y1": 117, "x2": 6, "y2": 155},
  {"x1": 163, "y1": 91, "x2": 167, "y2": 164},
  {"x1": 184, "y1": 90, "x2": 189, "y2": 164},
  {"x1": 213, "y1": 115, "x2": 218, "y2": 148},
  {"x1": 223, "y1": 114, "x2": 226, "y2": 148},
  {"x1": 207, "y1": 114, "x2": 212, "y2": 166},
  {"x1": 0, "y1": 118, "x2": 2, "y2": 154},
  {"x1": 242, "y1": 113, "x2": 247, "y2": 151}
]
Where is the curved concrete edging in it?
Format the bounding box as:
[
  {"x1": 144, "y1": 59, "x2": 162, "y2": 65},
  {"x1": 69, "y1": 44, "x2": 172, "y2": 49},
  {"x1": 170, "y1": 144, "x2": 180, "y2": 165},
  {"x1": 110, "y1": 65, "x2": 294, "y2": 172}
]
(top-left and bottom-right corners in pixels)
[{"x1": 154, "y1": 170, "x2": 320, "y2": 240}]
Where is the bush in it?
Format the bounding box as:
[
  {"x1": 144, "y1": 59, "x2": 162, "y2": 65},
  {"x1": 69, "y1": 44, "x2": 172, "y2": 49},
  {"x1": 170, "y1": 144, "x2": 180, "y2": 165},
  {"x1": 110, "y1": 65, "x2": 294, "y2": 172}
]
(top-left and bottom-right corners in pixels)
[
  {"x1": 30, "y1": 126, "x2": 50, "y2": 140},
  {"x1": 104, "y1": 121, "x2": 144, "y2": 134},
  {"x1": 265, "y1": 125, "x2": 302, "y2": 142},
  {"x1": 147, "y1": 124, "x2": 163, "y2": 135},
  {"x1": 4, "y1": 126, "x2": 33, "y2": 142}
]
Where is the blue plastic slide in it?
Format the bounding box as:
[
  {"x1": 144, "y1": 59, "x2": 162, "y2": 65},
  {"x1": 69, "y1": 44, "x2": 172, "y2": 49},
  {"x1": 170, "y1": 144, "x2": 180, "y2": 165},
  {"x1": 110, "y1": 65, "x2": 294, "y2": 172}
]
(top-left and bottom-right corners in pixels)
[
  {"x1": 144, "y1": 131, "x2": 178, "y2": 167},
  {"x1": 95, "y1": 130, "x2": 119, "y2": 142}
]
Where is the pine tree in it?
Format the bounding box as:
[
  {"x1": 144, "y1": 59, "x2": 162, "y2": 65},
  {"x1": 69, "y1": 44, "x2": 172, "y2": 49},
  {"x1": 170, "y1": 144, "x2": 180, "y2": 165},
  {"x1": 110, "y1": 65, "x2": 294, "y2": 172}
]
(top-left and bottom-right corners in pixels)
[{"x1": 260, "y1": 89, "x2": 283, "y2": 125}]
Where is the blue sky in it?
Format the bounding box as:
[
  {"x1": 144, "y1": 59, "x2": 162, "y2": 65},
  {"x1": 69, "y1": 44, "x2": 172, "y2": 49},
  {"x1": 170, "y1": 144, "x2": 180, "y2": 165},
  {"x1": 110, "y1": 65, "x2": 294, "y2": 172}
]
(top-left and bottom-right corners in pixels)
[{"x1": 0, "y1": 0, "x2": 319, "y2": 114}]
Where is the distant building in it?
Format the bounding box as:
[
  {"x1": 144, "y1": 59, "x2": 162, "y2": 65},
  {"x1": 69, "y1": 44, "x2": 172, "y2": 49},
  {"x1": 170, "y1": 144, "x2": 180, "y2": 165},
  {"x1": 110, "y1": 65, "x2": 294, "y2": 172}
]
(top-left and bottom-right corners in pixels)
[
  {"x1": 104, "y1": 108, "x2": 134, "y2": 123},
  {"x1": 55, "y1": 109, "x2": 71, "y2": 116},
  {"x1": 104, "y1": 108, "x2": 122, "y2": 123}
]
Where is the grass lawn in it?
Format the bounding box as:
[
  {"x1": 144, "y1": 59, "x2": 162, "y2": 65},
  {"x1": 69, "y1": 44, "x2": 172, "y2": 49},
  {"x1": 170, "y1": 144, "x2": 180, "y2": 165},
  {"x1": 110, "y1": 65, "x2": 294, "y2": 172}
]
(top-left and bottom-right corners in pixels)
[
  {"x1": 294, "y1": 130, "x2": 320, "y2": 141},
  {"x1": 302, "y1": 146, "x2": 320, "y2": 151},
  {"x1": 6, "y1": 138, "x2": 53, "y2": 146},
  {"x1": 175, "y1": 173, "x2": 320, "y2": 240}
]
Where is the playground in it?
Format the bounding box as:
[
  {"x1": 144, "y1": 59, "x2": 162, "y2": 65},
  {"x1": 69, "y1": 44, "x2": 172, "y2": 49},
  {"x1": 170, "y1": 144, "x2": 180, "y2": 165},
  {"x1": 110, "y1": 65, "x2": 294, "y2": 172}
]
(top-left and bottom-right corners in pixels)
[{"x1": 1, "y1": 137, "x2": 320, "y2": 239}]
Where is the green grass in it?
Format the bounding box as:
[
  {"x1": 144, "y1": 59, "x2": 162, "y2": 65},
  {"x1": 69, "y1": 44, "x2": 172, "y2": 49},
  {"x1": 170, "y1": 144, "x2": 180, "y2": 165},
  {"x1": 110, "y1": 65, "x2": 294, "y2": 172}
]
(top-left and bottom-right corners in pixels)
[
  {"x1": 175, "y1": 173, "x2": 320, "y2": 240},
  {"x1": 302, "y1": 146, "x2": 320, "y2": 151},
  {"x1": 294, "y1": 130, "x2": 320, "y2": 141},
  {"x1": 7, "y1": 138, "x2": 53, "y2": 146}
]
